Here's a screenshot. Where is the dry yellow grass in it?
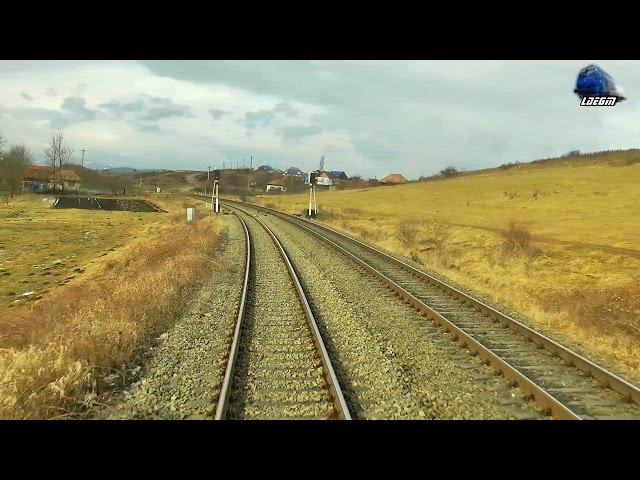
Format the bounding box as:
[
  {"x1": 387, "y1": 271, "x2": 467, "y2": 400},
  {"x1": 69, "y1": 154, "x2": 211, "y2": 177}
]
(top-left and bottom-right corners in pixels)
[
  {"x1": 249, "y1": 160, "x2": 640, "y2": 382},
  {"x1": 0, "y1": 193, "x2": 221, "y2": 419}
]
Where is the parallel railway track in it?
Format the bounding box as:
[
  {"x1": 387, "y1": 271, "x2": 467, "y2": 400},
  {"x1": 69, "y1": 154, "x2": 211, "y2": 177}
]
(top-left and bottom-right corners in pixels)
[
  {"x1": 214, "y1": 207, "x2": 350, "y2": 420},
  {"x1": 212, "y1": 197, "x2": 640, "y2": 420}
]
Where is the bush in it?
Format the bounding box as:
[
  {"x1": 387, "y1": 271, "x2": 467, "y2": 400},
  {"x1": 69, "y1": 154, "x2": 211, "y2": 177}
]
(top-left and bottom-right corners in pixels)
[
  {"x1": 501, "y1": 221, "x2": 533, "y2": 257},
  {"x1": 439, "y1": 166, "x2": 459, "y2": 178},
  {"x1": 397, "y1": 219, "x2": 419, "y2": 247}
]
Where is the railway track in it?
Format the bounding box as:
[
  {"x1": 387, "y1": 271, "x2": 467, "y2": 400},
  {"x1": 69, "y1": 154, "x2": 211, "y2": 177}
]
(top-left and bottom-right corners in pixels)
[
  {"x1": 215, "y1": 207, "x2": 351, "y2": 420},
  {"x1": 215, "y1": 198, "x2": 640, "y2": 420}
]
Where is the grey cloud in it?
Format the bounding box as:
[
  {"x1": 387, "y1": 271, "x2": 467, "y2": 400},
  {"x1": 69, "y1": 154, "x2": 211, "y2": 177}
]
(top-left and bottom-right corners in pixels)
[
  {"x1": 97, "y1": 95, "x2": 194, "y2": 123},
  {"x1": 244, "y1": 102, "x2": 304, "y2": 133},
  {"x1": 46, "y1": 88, "x2": 57, "y2": 96},
  {"x1": 142, "y1": 107, "x2": 191, "y2": 121},
  {"x1": 61, "y1": 96, "x2": 98, "y2": 121},
  {"x1": 138, "y1": 124, "x2": 160, "y2": 133},
  {"x1": 0, "y1": 95, "x2": 99, "y2": 131},
  {"x1": 0, "y1": 104, "x2": 73, "y2": 130},
  {"x1": 245, "y1": 109, "x2": 276, "y2": 130},
  {"x1": 139, "y1": 61, "x2": 327, "y2": 103},
  {"x1": 98, "y1": 99, "x2": 146, "y2": 117},
  {"x1": 279, "y1": 125, "x2": 323, "y2": 141},
  {"x1": 21, "y1": 92, "x2": 33, "y2": 101},
  {"x1": 49, "y1": 113, "x2": 71, "y2": 129},
  {"x1": 0, "y1": 99, "x2": 96, "y2": 130},
  {"x1": 140, "y1": 97, "x2": 194, "y2": 121},
  {"x1": 209, "y1": 108, "x2": 229, "y2": 120},
  {"x1": 273, "y1": 102, "x2": 299, "y2": 117}
]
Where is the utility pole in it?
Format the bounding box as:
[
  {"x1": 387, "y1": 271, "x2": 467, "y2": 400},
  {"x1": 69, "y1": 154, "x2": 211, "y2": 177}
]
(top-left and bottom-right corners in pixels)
[
  {"x1": 242, "y1": 158, "x2": 245, "y2": 170},
  {"x1": 81, "y1": 149, "x2": 86, "y2": 167},
  {"x1": 247, "y1": 155, "x2": 253, "y2": 189}
]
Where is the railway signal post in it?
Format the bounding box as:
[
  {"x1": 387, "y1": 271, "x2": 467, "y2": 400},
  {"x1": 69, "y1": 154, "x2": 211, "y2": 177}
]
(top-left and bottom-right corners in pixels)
[{"x1": 307, "y1": 172, "x2": 317, "y2": 217}]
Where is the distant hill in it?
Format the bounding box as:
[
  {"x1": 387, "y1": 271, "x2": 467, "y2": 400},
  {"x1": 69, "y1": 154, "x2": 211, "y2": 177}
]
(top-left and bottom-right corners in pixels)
[
  {"x1": 418, "y1": 148, "x2": 640, "y2": 183},
  {"x1": 100, "y1": 167, "x2": 174, "y2": 174},
  {"x1": 101, "y1": 167, "x2": 138, "y2": 173}
]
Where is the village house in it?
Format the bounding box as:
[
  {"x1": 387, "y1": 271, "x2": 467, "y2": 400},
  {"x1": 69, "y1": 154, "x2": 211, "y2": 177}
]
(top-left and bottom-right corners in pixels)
[
  {"x1": 266, "y1": 178, "x2": 287, "y2": 193},
  {"x1": 284, "y1": 166, "x2": 306, "y2": 178},
  {"x1": 316, "y1": 171, "x2": 334, "y2": 187},
  {"x1": 329, "y1": 170, "x2": 349, "y2": 181},
  {"x1": 379, "y1": 173, "x2": 409, "y2": 185},
  {"x1": 22, "y1": 165, "x2": 82, "y2": 192},
  {"x1": 307, "y1": 170, "x2": 350, "y2": 188}
]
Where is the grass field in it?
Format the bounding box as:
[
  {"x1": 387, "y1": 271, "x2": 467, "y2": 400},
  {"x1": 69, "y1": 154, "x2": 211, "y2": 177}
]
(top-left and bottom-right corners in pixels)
[
  {"x1": 0, "y1": 192, "x2": 221, "y2": 418},
  {"x1": 0, "y1": 195, "x2": 158, "y2": 309},
  {"x1": 249, "y1": 160, "x2": 640, "y2": 381}
]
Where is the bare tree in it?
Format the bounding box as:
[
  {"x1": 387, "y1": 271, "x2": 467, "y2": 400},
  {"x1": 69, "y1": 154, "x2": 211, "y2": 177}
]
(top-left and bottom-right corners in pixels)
[
  {"x1": 1, "y1": 144, "x2": 32, "y2": 197},
  {"x1": 43, "y1": 132, "x2": 73, "y2": 194},
  {"x1": 0, "y1": 132, "x2": 6, "y2": 157}
]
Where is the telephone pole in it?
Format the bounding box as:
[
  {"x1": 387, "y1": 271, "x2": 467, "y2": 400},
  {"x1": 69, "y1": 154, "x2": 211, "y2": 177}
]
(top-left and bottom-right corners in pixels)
[{"x1": 81, "y1": 149, "x2": 86, "y2": 167}]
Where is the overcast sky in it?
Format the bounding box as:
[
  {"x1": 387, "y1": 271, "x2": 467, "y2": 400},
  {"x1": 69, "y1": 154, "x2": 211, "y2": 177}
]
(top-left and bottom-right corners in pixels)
[{"x1": 1, "y1": 60, "x2": 639, "y2": 179}]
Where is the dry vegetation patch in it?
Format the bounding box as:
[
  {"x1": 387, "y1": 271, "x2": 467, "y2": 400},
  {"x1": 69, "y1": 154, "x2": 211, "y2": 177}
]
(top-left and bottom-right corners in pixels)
[{"x1": 0, "y1": 194, "x2": 221, "y2": 418}]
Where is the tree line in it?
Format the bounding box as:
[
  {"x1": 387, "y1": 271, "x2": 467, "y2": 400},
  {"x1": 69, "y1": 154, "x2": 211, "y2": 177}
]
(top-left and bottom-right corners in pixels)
[
  {"x1": 0, "y1": 133, "x2": 33, "y2": 198},
  {"x1": 0, "y1": 131, "x2": 75, "y2": 197}
]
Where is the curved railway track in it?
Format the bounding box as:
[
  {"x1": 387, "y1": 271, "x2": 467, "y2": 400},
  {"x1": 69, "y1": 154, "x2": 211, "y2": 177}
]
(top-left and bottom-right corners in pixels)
[
  {"x1": 215, "y1": 207, "x2": 351, "y2": 420},
  {"x1": 211, "y1": 197, "x2": 640, "y2": 420}
]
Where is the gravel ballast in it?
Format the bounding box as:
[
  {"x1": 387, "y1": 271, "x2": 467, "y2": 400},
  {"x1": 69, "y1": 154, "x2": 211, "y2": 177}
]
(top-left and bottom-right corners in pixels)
[
  {"x1": 226, "y1": 210, "x2": 336, "y2": 419},
  {"x1": 260, "y1": 210, "x2": 544, "y2": 419},
  {"x1": 96, "y1": 217, "x2": 245, "y2": 419}
]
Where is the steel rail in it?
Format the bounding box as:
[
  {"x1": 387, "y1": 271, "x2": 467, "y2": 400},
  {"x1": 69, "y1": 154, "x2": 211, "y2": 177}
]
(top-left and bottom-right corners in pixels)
[
  {"x1": 216, "y1": 205, "x2": 352, "y2": 420},
  {"x1": 214, "y1": 213, "x2": 251, "y2": 419}
]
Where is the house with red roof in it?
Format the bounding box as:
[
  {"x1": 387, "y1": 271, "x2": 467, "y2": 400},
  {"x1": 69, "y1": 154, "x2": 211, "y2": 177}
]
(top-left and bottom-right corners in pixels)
[{"x1": 22, "y1": 165, "x2": 82, "y2": 192}]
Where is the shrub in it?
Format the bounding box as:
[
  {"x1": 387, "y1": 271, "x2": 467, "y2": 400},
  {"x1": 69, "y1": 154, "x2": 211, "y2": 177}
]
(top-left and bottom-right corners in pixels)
[
  {"x1": 397, "y1": 219, "x2": 419, "y2": 247},
  {"x1": 501, "y1": 221, "x2": 533, "y2": 257},
  {"x1": 440, "y1": 166, "x2": 459, "y2": 178}
]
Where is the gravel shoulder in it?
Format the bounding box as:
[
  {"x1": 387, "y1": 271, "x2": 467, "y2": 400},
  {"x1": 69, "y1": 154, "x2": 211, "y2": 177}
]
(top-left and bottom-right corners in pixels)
[
  {"x1": 262, "y1": 212, "x2": 544, "y2": 419},
  {"x1": 94, "y1": 217, "x2": 245, "y2": 419}
]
